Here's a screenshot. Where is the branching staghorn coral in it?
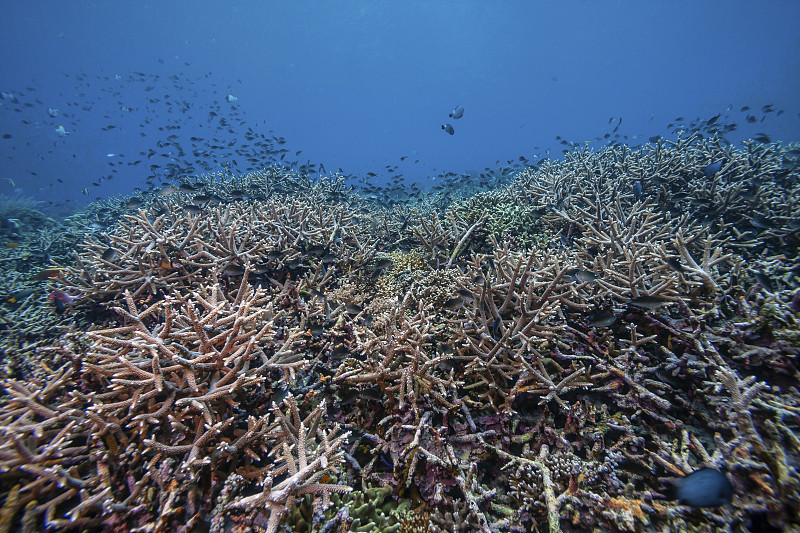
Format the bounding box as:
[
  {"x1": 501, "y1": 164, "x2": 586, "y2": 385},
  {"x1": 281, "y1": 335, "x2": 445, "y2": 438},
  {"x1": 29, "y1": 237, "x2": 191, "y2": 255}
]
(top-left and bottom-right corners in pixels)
[
  {"x1": 222, "y1": 395, "x2": 352, "y2": 533},
  {"x1": 333, "y1": 294, "x2": 463, "y2": 415},
  {"x1": 60, "y1": 197, "x2": 375, "y2": 305},
  {"x1": 3, "y1": 137, "x2": 800, "y2": 532}
]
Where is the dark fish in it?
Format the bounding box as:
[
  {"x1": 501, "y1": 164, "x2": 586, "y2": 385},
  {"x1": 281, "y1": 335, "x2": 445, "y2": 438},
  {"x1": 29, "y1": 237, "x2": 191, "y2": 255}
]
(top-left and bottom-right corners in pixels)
[
  {"x1": 1, "y1": 134, "x2": 10, "y2": 139},
  {"x1": 449, "y1": 105, "x2": 464, "y2": 119},
  {"x1": 666, "y1": 257, "x2": 684, "y2": 273},
  {"x1": 126, "y1": 198, "x2": 144, "y2": 209},
  {"x1": 675, "y1": 468, "x2": 732, "y2": 508},
  {"x1": 567, "y1": 269, "x2": 597, "y2": 283},
  {"x1": 184, "y1": 205, "x2": 203, "y2": 214},
  {"x1": 442, "y1": 297, "x2": 463, "y2": 311},
  {"x1": 345, "y1": 303, "x2": 363, "y2": 315},
  {"x1": 373, "y1": 258, "x2": 393, "y2": 271},
  {"x1": 224, "y1": 264, "x2": 245, "y2": 276},
  {"x1": 752, "y1": 133, "x2": 771, "y2": 144},
  {"x1": 702, "y1": 161, "x2": 723, "y2": 177},
  {"x1": 49, "y1": 290, "x2": 79, "y2": 313},
  {"x1": 628, "y1": 295, "x2": 670, "y2": 309},
  {"x1": 632, "y1": 181, "x2": 643, "y2": 200},
  {"x1": 789, "y1": 291, "x2": 800, "y2": 313},
  {"x1": 754, "y1": 271, "x2": 773, "y2": 292},
  {"x1": 33, "y1": 267, "x2": 64, "y2": 281},
  {"x1": 586, "y1": 311, "x2": 616, "y2": 328},
  {"x1": 456, "y1": 289, "x2": 474, "y2": 303},
  {"x1": 441, "y1": 124, "x2": 454, "y2": 135},
  {"x1": 749, "y1": 216, "x2": 773, "y2": 229},
  {"x1": 251, "y1": 264, "x2": 270, "y2": 275},
  {"x1": 101, "y1": 247, "x2": 118, "y2": 262}
]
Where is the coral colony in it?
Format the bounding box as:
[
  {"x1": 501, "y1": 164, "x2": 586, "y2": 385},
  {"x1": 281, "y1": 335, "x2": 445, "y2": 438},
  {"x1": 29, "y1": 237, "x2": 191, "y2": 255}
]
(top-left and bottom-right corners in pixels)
[{"x1": 1, "y1": 133, "x2": 800, "y2": 532}]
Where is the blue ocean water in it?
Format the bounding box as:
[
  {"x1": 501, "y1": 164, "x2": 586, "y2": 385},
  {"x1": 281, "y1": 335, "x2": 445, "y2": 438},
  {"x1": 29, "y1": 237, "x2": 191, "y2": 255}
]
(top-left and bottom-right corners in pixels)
[{"x1": 0, "y1": 1, "x2": 798, "y2": 213}]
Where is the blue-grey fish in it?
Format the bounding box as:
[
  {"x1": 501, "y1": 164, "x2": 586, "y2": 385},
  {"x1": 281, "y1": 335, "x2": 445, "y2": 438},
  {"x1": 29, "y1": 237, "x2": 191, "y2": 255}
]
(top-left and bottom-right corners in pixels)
[
  {"x1": 702, "y1": 161, "x2": 723, "y2": 177},
  {"x1": 628, "y1": 295, "x2": 670, "y2": 309},
  {"x1": 586, "y1": 311, "x2": 616, "y2": 328},
  {"x1": 633, "y1": 181, "x2": 643, "y2": 200},
  {"x1": 675, "y1": 468, "x2": 732, "y2": 507},
  {"x1": 441, "y1": 124, "x2": 455, "y2": 135},
  {"x1": 449, "y1": 105, "x2": 464, "y2": 119}
]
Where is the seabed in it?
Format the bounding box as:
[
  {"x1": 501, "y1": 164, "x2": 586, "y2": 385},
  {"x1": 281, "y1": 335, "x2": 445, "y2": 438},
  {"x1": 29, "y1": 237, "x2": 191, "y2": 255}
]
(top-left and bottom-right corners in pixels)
[{"x1": 1, "y1": 135, "x2": 799, "y2": 532}]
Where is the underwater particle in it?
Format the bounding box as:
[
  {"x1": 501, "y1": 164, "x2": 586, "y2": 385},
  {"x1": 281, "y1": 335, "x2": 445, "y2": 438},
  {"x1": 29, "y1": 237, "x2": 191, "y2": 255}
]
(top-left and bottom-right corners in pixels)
[
  {"x1": 226, "y1": 93, "x2": 238, "y2": 103},
  {"x1": 441, "y1": 124, "x2": 455, "y2": 135},
  {"x1": 628, "y1": 295, "x2": 670, "y2": 309},
  {"x1": 702, "y1": 161, "x2": 723, "y2": 177},
  {"x1": 675, "y1": 468, "x2": 732, "y2": 507},
  {"x1": 449, "y1": 105, "x2": 464, "y2": 119},
  {"x1": 586, "y1": 311, "x2": 616, "y2": 328}
]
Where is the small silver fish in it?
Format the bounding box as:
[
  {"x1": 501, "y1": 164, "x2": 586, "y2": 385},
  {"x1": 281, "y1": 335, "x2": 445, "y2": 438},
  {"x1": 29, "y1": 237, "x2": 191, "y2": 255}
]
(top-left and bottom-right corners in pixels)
[{"x1": 441, "y1": 124, "x2": 454, "y2": 135}]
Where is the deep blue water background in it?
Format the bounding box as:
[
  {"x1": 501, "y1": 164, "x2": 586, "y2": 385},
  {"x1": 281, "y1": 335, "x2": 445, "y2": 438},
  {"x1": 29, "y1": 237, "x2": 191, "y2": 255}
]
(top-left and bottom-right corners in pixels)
[{"x1": 1, "y1": 1, "x2": 799, "y2": 214}]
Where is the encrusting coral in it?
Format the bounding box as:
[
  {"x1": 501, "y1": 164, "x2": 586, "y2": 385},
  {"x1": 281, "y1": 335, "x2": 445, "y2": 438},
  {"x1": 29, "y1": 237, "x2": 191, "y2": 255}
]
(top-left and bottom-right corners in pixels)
[{"x1": 1, "y1": 137, "x2": 799, "y2": 532}]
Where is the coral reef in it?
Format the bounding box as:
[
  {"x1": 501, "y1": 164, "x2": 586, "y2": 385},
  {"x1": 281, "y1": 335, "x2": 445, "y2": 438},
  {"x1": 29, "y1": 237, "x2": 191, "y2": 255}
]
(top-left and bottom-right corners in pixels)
[{"x1": 1, "y1": 139, "x2": 799, "y2": 532}]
